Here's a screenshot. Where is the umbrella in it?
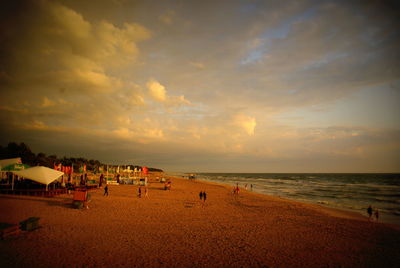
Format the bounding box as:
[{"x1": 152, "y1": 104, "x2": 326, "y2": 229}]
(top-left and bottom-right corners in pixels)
[{"x1": 14, "y1": 166, "x2": 64, "y2": 190}]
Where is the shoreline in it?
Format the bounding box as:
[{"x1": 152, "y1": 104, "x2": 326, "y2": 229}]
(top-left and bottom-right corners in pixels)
[
  {"x1": 175, "y1": 176, "x2": 398, "y2": 229},
  {"x1": 1, "y1": 176, "x2": 399, "y2": 267},
  {"x1": 186, "y1": 173, "x2": 400, "y2": 227}
]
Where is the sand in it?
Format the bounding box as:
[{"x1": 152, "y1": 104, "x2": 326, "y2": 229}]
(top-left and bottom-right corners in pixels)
[{"x1": 0, "y1": 177, "x2": 399, "y2": 267}]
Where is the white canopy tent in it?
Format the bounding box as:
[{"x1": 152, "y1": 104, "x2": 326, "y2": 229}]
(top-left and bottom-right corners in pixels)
[{"x1": 14, "y1": 166, "x2": 64, "y2": 191}]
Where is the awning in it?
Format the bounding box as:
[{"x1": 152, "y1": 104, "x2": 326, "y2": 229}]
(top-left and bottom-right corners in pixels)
[{"x1": 14, "y1": 166, "x2": 64, "y2": 185}]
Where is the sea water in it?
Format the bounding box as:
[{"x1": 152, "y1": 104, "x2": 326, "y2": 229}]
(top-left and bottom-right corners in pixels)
[{"x1": 184, "y1": 173, "x2": 400, "y2": 225}]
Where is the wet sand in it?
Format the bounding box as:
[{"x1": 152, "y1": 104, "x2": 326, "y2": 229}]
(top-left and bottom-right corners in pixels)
[{"x1": 0, "y1": 177, "x2": 399, "y2": 267}]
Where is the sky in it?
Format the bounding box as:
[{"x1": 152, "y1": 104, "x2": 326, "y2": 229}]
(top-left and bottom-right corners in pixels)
[{"x1": 0, "y1": 0, "x2": 399, "y2": 173}]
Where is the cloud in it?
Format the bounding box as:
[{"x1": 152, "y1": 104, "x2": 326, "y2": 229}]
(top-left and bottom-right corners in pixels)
[
  {"x1": 233, "y1": 114, "x2": 257, "y2": 136},
  {"x1": 112, "y1": 127, "x2": 164, "y2": 143},
  {"x1": 0, "y1": 1, "x2": 152, "y2": 116},
  {"x1": 146, "y1": 79, "x2": 190, "y2": 106},
  {"x1": 0, "y1": 0, "x2": 151, "y2": 97},
  {"x1": 147, "y1": 80, "x2": 167, "y2": 102}
]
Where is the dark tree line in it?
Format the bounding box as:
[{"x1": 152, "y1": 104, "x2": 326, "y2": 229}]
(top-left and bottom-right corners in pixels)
[{"x1": 0, "y1": 142, "x2": 163, "y2": 172}]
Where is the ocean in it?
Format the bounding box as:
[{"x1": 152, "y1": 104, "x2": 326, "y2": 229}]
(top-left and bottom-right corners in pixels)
[{"x1": 180, "y1": 173, "x2": 400, "y2": 225}]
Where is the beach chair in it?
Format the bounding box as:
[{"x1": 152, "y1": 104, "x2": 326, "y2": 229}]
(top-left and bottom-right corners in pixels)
[
  {"x1": 20, "y1": 217, "x2": 40, "y2": 231},
  {"x1": 0, "y1": 223, "x2": 21, "y2": 239}
]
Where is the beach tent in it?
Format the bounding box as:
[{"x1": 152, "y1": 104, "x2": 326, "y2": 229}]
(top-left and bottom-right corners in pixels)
[
  {"x1": 0, "y1": 158, "x2": 22, "y2": 171},
  {"x1": 0, "y1": 158, "x2": 24, "y2": 190},
  {"x1": 14, "y1": 166, "x2": 64, "y2": 190}
]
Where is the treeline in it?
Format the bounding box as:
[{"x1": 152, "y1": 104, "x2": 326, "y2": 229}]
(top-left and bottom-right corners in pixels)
[{"x1": 0, "y1": 142, "x2": 163, "y2": 172}]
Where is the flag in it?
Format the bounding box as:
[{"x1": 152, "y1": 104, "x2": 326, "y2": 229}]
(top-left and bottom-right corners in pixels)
[{"x1": 143, "y1": 166, "x2": 148, "y2": 175}]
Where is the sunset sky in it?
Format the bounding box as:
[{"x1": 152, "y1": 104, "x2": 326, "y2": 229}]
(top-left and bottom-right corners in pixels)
[{"x1": 1, "y1": 0, "x2": 399, "y2": 172}]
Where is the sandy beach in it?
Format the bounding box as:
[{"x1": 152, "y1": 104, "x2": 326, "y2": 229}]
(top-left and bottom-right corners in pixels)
[{"x1": 0, "y1": 177, "x2": 399, "y2": 267}]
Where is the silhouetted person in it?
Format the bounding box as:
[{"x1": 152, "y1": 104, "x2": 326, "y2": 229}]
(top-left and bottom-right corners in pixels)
[
  {"x1": 367, "y1": 205, "x2": 373, "y2": 220},
  {"x1": 99, "y1": 174, "x2": 104, "y2": 187},
  {"x1": 138, "y1": 186, "x2": 142, "y2": 198},
  {"x1": 203, "y1": 191, "x2": 207, "y2": 202},
  {"x1": 104, "y1": 185, "x2": 108, "y2": 196},
  {"x1": 374, "y1": 209, "x2": 379, "y2": 221},
  {"x1": 199, "y1": 191, "x2": 203, "y2": 200}
]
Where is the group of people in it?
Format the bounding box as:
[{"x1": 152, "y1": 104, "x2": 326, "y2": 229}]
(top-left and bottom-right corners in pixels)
[
  {"x1": 103, "y1": 184, "x2": 149, "y2": 198},
  {"x1": 199, "y1": 191, "x2": 207, "y2": 202},
  {"x1": 137, "y1": 186, "x2": 148, "y2": 198},
  {"x1": 233, "y1": 183, "x2": 254, "y2": 195},
  {"x1": 367, "y1": 205, "x2": 379, "y2": 221}
]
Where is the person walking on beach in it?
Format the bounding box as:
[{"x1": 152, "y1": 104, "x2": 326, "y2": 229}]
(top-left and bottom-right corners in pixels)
[
  {"x1": 138, "y1": 186, "x2": 142, "y2": 198},
  {"x1": 104, "y1": 185, "x2": 108, "y2": 196},
  {"x1": 99, "y1": 174, "x2": 104, "y2": 187},
  {"x1": 203, "y1": 191, "x2": 207, "y2": 203},
  {"x1": 199, "y1": 191, "x2": 203, "y2": 201},
  {"x1": 367, "y1": 205, "x2": 373, "y2": 220},
  {"x1": 374, "y1": 209, "x2": 379, "y2": 221}
]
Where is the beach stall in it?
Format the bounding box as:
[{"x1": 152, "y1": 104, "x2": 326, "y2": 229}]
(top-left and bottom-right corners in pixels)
[
  {"x1": 0, "y1": 158, "x2": 22, "y2": 170},
  {"x1": 1, "y1": 163, "x2": 30, "y2": 189},
  {"x1": 1, "y1": 163, "x2": 30, "y2": 171},
  {"x1": 0, "y1": 158, "x2": 22, "y2": 182}
]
